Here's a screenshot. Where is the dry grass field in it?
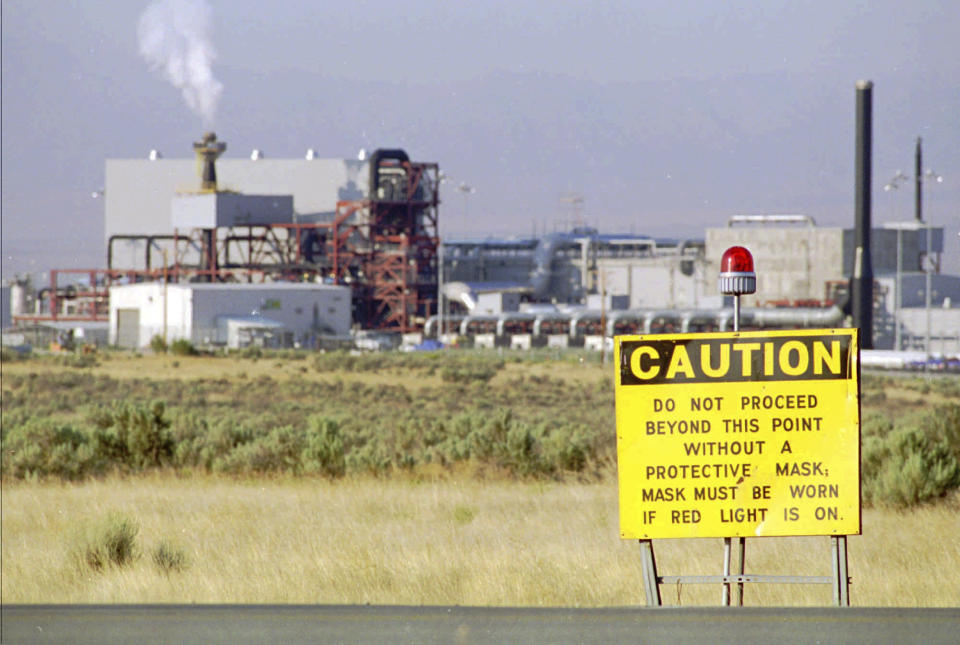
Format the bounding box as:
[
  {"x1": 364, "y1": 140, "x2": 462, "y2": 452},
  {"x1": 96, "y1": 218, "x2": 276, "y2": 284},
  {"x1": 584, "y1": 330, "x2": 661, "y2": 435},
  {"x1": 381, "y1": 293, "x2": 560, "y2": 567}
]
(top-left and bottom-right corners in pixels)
[
  {"x1": 2, "y1": 352, "x2": 958, "y2": 606},
  {"x1": 3, "y1": 474, "x2": 958, "y2": 607}
]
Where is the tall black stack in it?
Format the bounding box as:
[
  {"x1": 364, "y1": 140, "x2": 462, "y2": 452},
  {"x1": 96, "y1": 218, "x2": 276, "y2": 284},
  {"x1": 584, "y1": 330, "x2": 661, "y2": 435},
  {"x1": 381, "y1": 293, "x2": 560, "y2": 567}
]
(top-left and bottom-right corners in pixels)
[{"x1": 852, "y1": 80, "x2": 874, "y2": 349}]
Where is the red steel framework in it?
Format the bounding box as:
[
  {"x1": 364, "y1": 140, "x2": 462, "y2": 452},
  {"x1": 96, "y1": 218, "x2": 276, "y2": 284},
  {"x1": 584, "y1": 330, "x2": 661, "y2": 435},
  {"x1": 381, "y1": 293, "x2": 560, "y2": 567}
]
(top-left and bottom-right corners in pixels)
[{"x1": 18, "y1": 159, "x2": 441, "y2": 334}]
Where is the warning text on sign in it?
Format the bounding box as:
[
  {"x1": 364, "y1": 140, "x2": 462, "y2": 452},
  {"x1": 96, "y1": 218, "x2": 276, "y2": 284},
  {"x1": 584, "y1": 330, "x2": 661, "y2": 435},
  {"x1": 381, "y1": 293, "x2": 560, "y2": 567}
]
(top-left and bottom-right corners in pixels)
[{"x1": 615, "y1": 329, "x2": 861, "y2": 539}]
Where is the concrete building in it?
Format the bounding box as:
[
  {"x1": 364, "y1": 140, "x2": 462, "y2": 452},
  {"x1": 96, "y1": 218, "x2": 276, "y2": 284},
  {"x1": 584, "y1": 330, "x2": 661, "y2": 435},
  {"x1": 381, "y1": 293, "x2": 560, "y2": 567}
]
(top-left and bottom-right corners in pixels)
[
  {"x1": 108, "y1": 282, "x2": 350, "y2": 349},
  {"x1": 705, "y1": 217, "x2": 845, "y2": 307},
  {"x1": 705, "y1": 215, "x2": 956, "y2": 350},
  {"x1": 104, "y1": 156, "x2": 369, "y2": 247}
]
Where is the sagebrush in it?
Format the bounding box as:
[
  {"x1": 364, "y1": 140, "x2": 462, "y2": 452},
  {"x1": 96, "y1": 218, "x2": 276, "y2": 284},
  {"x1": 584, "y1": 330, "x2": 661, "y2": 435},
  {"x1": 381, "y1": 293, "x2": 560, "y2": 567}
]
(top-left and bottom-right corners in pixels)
[{"x1": 3, "y1": 354, "x2": 959, "y2": 506}]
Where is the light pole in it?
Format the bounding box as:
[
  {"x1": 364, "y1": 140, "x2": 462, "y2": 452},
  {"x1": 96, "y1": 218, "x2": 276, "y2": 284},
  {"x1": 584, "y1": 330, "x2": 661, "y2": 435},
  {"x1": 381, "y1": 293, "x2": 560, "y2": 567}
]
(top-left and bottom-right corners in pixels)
[
  {"x1": 883, "y1": 172, "x2": 908, "y2": 350},
  {"x1": 919, "y1": 166, "x2": 944, "y2": 358},
  {"x1": 883, "y1": 157, "x2": 944, "y2": 354},
  {"x1": 457, "y1": 182, "x2": 475, "y2": 220},
  {"x1": 437, "y1": 176, "x2": 475, "y2": 342}
]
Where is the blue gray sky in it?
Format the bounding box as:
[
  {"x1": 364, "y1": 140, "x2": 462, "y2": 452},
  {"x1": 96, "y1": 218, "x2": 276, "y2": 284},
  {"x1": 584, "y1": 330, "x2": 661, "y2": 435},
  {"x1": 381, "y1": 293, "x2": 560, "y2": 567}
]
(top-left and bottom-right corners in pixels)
[{"x1": 2, "y1": 0, "x2": 959, "y2": 280}]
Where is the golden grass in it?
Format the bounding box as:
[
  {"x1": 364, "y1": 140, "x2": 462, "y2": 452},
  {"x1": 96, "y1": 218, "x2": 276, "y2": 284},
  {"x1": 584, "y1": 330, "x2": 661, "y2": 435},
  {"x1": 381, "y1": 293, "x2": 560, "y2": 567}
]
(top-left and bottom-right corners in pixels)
[
  {"x1": 0, "y1": 353, "x2": 608, "y2": 390},
  {"x1": 3, "y1": 475, "x2": 957, "y2": 606}
]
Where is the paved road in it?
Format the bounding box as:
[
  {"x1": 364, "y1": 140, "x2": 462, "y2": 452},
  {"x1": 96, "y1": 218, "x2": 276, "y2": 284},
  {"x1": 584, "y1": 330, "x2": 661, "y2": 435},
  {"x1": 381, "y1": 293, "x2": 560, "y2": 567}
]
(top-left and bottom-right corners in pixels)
[{"x1": 3, "y1": 605, "x2": 958, "y2": 645}]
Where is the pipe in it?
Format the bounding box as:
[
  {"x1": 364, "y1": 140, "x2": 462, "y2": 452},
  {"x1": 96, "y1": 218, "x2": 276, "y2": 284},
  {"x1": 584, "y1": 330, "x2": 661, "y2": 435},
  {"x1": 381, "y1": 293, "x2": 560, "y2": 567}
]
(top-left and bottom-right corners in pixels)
[
  {"x1": 495, "y1": 312, "x2": 537, "y2": 337},
  {"x1": 532, "y1": 312, "x2": 569, "y2": 337},
  {"x1": 727, "y1": 214, "x2": 816, "y2": 227},
  {"x1": 424, "y1": 314, "x2": 464, "y2": 338},
  {"x1": 681, "y1": 309, "x2": 725, "y2": 333},
  {"x1": 459, "y1": 314, "x2": 499, "y2": 336},
  {"x1": 852, "y1": 80, "x2": 874, "y2": 349},
  {"x1": 530, "y1": 233, "x2": 564, "y2": 297},
  {"x1": 748, "y1": 306, "x2": 844, "y2": 328},
  {"x1": 108, "y1": 234, "x2": 175, "y2": 271},
  {"x1": 368, "y1": 149, "x2": 409, "y2": 200},
  {"x1": 569, "y1": 311, "x2": 603, "y2": 338},
  {"x1": 643, "y1": 310, "x2": 682, "y2": 334}
]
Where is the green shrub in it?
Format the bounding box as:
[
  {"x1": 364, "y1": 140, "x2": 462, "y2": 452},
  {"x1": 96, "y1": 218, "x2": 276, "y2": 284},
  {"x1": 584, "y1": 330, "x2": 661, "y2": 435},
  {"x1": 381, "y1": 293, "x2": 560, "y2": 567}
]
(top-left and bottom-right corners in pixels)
[
  {"x1": 56, "y1": 353, "x2": 99, "y2": 369},
  {"x1": 1, "y1": 346, "x2": 31, "y2": 362},
  {"x1": 239, "y1": 346, "x2": 263, "y2": 360},
  {"x1": 452, "y1": 505, "x2": 476, "y2": 525},
  {"x1": 88, "y1": 401, "x2": 174, "y2": 470},
  {"x1": 922, "y1": 402, "x2": 960, "y2": 464},
  {"x1": 71, "y1": 513, "x2": 139, "y2": 572},
  {"x1": 542, "y1": 427, "x2": 590, "y2": 472},
  {"x1": 1, "y1": 419, "x2": 97, "y2": 480},
  {"x1": 215, "y1": 425, "x2": 304, "y2": 474},
  {"x1": 152, "y1": 539, "x2": 188, "y2": 575},
  {"x1": 931, "y1": 378, "x2": 960, "y2": 399},
  {"x1": 440, "y1": 364, "x2": 499, "y2": 384},
  {"x1": 302, "y1": 416, "x2": 346, "y2": 478},
  {"x1": 862, "y1": 406, "x2": 960, "y2": 507},
  {"x1": 169, "y1": 339, "x2": 197, "y2": 356},
  {"x1": 150, "y1": 335, "x2": 168, "y2": 354},
  {"x1": 503, "y1": 422, "x2": 547, "y2": 475}
]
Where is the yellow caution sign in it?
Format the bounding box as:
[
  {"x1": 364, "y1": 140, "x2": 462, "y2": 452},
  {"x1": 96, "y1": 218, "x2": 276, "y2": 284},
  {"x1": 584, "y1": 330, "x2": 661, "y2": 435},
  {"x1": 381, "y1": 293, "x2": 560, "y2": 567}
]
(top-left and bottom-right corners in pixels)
[{"x1": 615, "y1": 329, "x2": 861, "y2": 539}]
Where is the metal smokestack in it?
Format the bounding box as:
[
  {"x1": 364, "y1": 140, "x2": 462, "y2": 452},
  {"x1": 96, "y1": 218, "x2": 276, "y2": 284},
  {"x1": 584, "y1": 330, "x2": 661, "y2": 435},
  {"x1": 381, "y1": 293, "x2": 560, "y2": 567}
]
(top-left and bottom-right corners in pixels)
[
  {"x1": 193, "y1": 131, "x2": 226, "y2": 192},
  {"x1": 915, "y1": 137, "x2": 923, "y2": 222},
  {"x1": 852, "y1": 80, "x2": 874, "y2": 349}
]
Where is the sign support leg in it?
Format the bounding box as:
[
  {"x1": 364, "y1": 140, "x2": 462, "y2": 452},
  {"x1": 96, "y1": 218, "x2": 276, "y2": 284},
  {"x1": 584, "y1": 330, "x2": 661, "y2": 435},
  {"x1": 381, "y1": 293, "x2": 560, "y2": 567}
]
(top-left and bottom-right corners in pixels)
[
  {"x1": 722, "y1": 537, "x2": 747, "y2": 606},
  {"x1": 736, "y1": 537, "x2": 746, "y2": 606},
  {"x1": 831, "y1": 535, "x2": 850, "y2": 606},
  {"x1": 638, "y1": 539, "x2": 662, "y2": 607},
  {"x1": 721, "y1": 538, "x2": 732, "y2": 605}
]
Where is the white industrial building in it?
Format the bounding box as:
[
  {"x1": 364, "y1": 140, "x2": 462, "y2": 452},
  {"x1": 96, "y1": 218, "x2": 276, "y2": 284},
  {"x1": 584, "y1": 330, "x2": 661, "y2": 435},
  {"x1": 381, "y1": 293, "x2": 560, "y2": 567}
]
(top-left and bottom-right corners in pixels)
[{"x1": 109, "y1": 282, "x2": 350, "y2": 349}]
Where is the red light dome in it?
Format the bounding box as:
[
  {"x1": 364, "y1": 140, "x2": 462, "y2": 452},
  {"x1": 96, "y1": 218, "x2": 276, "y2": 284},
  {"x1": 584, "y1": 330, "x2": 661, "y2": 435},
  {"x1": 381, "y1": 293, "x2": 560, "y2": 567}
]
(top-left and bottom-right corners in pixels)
[
  {"x1": 719, "y1": 246, "x2": 756, "y2": 295},
  {"x1": 720, "y1": 246, "x2": 755, "y2": 274}
]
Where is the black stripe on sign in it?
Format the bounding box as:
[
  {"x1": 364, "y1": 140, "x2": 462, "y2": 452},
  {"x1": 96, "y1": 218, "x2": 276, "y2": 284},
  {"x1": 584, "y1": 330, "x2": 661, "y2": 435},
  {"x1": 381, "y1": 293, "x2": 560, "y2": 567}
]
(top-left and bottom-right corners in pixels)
[{"x1": 619, "y1": 335, "x2": 854, "y2": 385}]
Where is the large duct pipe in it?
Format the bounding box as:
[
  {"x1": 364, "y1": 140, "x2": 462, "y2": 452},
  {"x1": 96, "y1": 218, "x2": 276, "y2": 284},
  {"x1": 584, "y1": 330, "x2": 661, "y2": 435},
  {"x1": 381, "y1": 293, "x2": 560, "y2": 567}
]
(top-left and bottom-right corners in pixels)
[
  {"x1": 852, "y1": 80, "x2": 874, "y2": 349},
  {"x1": 368, "y1": 149, "x2": 410, "y2": 200}
]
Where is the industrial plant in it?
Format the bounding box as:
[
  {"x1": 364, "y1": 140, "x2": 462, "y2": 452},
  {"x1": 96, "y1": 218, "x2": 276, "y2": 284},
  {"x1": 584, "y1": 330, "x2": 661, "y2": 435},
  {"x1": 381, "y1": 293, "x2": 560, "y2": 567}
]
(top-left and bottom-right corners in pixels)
[{"x1": 3, "y1": 125, "x2": 959, "y2": 358}]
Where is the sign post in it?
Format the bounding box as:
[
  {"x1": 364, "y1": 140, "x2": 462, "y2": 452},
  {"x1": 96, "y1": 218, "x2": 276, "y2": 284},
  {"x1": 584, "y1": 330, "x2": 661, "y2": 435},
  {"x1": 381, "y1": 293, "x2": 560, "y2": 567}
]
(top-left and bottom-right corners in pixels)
[
  {"x1": 718, "y1": 246, "x2": 755, "y2": 605},
  {"x1": 616, "y1": 246, "x2": 860, "y2": 607}
]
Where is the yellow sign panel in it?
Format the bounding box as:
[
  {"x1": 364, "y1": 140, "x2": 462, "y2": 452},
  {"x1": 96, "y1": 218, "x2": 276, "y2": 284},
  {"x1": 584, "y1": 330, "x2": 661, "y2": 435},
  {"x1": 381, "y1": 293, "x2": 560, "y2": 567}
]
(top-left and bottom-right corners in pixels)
[{"x1": 615, "y1": 329, "x2": 861, "y2": 539}]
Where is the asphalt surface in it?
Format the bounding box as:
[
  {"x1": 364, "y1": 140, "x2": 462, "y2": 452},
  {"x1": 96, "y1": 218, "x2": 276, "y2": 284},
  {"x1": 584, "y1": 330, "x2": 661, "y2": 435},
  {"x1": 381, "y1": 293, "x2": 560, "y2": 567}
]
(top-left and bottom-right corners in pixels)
[{"x1": 2, "y1": 605, "x2": 958, "y2": 645}]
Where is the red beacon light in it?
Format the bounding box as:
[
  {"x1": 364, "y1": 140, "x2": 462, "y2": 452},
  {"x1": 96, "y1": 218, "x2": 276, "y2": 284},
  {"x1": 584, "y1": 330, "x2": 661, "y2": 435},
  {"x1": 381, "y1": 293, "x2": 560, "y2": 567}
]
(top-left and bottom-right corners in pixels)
[{"x1": 719, "y1": 246, "x2": 756, "y2": 295}]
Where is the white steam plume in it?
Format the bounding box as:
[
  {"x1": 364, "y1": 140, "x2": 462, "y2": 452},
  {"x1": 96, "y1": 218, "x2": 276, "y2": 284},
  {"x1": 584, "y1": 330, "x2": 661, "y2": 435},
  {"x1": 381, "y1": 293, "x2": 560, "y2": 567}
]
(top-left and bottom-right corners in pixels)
[{"x1": 138, "y1": 0, "x2": 223, "y2": 125}]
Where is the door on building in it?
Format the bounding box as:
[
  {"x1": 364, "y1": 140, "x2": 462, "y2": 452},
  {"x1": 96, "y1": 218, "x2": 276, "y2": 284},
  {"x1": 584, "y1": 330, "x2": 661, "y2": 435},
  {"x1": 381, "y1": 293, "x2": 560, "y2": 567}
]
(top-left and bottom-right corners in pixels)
[{"x1": 116, "y1": 308, "x2": 140, "y2": 349}]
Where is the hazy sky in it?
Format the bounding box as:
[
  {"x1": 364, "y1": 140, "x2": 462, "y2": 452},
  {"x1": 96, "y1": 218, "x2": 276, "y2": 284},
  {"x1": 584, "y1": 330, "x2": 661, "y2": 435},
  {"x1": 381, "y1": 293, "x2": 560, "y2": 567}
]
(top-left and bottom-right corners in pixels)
[{"x1": 2, "y1": 0, "x2": 959, "y2": 280}]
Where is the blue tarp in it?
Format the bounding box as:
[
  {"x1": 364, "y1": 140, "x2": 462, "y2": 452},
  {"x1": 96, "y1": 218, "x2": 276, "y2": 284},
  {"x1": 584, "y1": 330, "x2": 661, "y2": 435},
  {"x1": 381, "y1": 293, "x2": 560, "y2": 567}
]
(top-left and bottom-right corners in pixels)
[{"x1": 413, "y1": 339, "x2": 444, "y2": 351}]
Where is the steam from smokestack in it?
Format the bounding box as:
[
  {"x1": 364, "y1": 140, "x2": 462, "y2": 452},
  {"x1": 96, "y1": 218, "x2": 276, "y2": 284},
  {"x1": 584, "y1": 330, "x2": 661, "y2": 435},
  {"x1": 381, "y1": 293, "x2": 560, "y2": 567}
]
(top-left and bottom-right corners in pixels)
[{"x1": 138, "y1": 0, "x2": 223, "y2": 125}]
